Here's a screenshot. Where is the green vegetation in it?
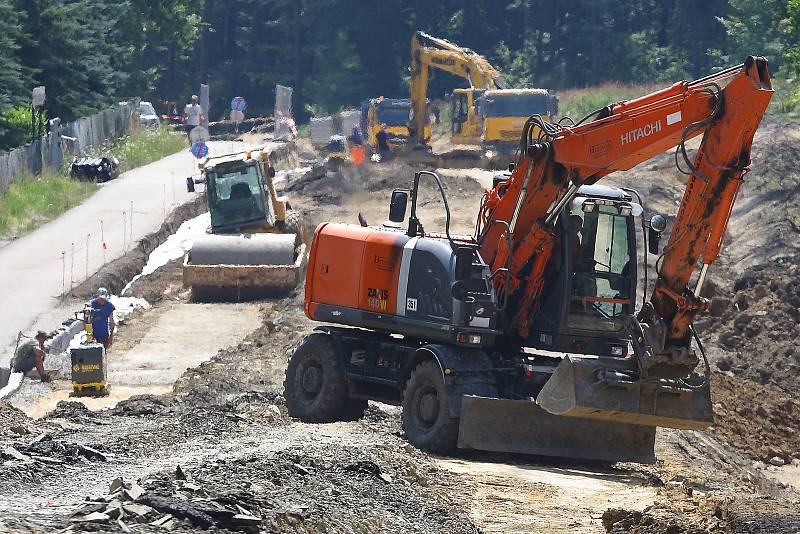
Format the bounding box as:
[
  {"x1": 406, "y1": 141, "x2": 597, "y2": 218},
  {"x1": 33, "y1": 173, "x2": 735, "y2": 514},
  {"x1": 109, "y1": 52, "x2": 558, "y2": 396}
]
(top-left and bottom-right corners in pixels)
[
  {"x1": 0, "y1": 126, "x2": 186, "y2": 238},
  {"x1": 556, "y1": 83, "x2": 663, "y2": 122},
  {"x1": 1, "y1": 1, "x2": 800, "y2": 138},
  {"x1": 91, "y1": 126, "x2": 187, "y2": 173},
  {"x1": 0, "y1": 172, "x2": 96, "y2": 237}
]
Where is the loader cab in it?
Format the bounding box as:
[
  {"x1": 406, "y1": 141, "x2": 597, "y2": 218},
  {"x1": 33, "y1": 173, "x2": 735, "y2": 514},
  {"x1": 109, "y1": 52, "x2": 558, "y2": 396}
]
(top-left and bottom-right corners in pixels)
[
  {"x1": 204, "y1": 157, "x2": 276, "y2": 233},
  {"x1": 528, "y1": 185, "x2": 641, "y2": 357},
  {"x1": 449, "y1": 88, "x2": 482, "y2": 141}
]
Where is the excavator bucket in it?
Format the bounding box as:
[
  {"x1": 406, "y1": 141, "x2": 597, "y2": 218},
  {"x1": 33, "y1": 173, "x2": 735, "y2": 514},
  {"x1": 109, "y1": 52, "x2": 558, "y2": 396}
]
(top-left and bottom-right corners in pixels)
[
  {"x1": 458, "y1": 396, "x2": 656, "y2": 463},
  {"x1": 536, "y1": 356, "x2": 714, "y2": 430},
  {"x1": 183, "y1": 233, "x2": 306, "y2": 297}
]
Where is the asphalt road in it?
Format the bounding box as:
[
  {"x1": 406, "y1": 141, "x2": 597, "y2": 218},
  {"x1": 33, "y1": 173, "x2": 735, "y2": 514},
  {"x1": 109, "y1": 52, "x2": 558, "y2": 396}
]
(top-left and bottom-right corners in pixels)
[{"x1": 0, "y1": 141, "x2": 250, "y2": 362}]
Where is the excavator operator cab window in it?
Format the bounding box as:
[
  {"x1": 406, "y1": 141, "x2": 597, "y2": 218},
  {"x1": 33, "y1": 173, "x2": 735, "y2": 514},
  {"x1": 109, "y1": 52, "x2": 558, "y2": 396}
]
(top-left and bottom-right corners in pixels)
[
  {"x1": 450, "y1": 93, "x2": 469, "y2": 134},
  {"x1": 565, "y1": 202, "x2": 635, "y2": 333}
]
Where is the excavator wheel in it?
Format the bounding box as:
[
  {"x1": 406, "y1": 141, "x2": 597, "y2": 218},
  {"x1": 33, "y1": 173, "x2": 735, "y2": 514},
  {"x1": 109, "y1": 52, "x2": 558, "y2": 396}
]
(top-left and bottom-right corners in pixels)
[
  {"x1": 402, "y1": 360, "x2": 459, "y2": 453},
  {"x1": 284, "y1": 333, "x2": 363, "y2": 423}
]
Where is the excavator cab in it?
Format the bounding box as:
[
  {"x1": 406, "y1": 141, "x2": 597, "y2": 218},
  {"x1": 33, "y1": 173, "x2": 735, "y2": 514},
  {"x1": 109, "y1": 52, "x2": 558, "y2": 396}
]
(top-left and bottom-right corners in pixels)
[
  {"x1": 530, "y1": 185, "x2": 639, "y2": 357},
  {"x1": 449, "y1": 90, "x2": 470, "y2": 135}
]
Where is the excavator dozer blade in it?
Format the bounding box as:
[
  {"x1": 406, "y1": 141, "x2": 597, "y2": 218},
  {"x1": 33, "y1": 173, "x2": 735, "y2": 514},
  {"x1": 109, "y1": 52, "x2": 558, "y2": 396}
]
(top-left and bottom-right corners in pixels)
[
  {"x1": 536, "y1": 356, "x2": 714, "y2": 430},
  {"x1": 458, "y1": 396, "x2": 656, "y2": 464}
]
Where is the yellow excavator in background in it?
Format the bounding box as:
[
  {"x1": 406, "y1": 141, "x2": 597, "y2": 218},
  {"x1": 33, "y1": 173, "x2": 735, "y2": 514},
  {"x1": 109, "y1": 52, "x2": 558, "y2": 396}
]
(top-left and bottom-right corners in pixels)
[{"x1": 410, "y1": 31, "x2": 557, "y2": 156}]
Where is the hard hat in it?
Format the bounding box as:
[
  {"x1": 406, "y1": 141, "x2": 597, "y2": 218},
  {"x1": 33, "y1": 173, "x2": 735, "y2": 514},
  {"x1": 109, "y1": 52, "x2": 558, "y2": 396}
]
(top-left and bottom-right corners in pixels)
[{"x1": 96, "y1": 287, "x2": 110, "y2": 299}]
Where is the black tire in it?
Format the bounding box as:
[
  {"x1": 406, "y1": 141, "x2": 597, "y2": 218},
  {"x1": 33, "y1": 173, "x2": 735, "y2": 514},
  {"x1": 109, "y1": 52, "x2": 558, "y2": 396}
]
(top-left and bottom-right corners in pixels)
[
  {"x1": 401, "y1": 360, "x2": 459, "y2": 453},
  {"x1": 342, "y1": 398, "x2": 368, "y2": 422},
  {"x1": 284, "y1": 333, "x2": 350, "y2": 423}
]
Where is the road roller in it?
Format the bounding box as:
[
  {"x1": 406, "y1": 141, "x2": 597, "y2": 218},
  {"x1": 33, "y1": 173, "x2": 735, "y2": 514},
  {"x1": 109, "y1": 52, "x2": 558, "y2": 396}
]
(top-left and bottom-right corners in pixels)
[{"x1": 184, "y1": 149, "x2": 307, "y2": 300}]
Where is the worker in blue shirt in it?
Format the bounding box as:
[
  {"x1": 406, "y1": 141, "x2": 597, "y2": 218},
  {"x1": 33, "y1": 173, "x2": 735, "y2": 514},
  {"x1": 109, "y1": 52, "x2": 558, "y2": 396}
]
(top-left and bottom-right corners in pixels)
[{"x1": 90, "y1": 287, "x2": 116, "y2": 349}]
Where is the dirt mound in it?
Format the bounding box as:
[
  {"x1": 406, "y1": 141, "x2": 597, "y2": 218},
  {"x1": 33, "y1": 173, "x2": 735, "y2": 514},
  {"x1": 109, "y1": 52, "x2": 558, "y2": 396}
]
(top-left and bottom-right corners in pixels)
[
  {"x1": 125, "y1": 258, "x2": 187, "y2": 303},
  {"x1": 710, "y1": 373, "x2": 800, "y2": 464},
  {"x1": 0, "y1": 400, "x2": 34, "y2": 438},
  {"x1": 698, "y1": 256, "x2": 800, "y2": 396}
]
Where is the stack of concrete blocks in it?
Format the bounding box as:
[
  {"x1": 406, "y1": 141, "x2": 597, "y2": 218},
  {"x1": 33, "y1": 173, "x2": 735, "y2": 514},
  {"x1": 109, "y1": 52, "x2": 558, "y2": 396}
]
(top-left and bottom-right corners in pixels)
[
  {"x1": 310, "y1": 117, "x2": 334, "y2": 147},
  {"x1": 340, "y1": 109, "x2": 361, "y2": 137}
]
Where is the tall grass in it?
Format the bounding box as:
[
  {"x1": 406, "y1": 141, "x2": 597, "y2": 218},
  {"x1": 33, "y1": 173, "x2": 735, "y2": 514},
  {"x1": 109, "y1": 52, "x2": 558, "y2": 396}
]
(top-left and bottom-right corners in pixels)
[
  {"x1": 0, "y1": 172, "x2": 97, "y2": 237},
  {"x1": 0, "y1": 125, "x2": 187, "y2": 238},
  {"x1": 557, "y1": 77, "x2": 799, "y2": 121},
  {"x1": 90, "y1": 125, "x2": 187, "y2": 172},
  {"x1": 556, "y1": 82, "x2": 663, "y2": 122}
]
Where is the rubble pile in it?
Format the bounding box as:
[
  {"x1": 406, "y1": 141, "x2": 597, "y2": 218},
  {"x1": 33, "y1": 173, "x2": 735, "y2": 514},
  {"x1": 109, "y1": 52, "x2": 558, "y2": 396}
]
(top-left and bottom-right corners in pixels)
[
  {"x1": 1, "y1": 431, "x2": 109, "y2": 483},
  {"x1": 65, "y1": 446, "x2": 477, "y2": 533}
]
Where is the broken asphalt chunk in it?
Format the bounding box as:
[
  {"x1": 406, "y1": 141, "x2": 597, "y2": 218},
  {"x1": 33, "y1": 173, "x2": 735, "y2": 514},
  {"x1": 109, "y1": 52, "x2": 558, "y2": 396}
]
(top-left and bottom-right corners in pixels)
[
  {"x1": 124, "y1": 481, "x2": 146, "y2": 501},
  {"x1": 70, "y1": 511, "x2": 111, "y2": 524},
  {"x1": 123, "y1": 503, "x2": 154, "y2": 517}
]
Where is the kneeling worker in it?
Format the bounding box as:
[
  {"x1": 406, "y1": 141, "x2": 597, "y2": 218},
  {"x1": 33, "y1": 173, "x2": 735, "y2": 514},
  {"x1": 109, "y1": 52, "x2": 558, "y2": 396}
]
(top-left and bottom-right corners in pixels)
[
  {"x1": 90, "y1": 288, "x2": 116, "y2": 349},
  {"x1": 11, "y1": 330, "x2": 50, "y2": 382}
]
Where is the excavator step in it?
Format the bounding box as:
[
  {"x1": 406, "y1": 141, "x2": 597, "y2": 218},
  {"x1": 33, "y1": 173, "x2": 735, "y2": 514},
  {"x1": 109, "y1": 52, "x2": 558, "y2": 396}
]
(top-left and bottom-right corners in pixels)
[
  {"x1": 536, "y1": 356, "x2": 714, "y2": 430},
  {"x1": 458, "y1": 395, "x2": 656, "y2": 464}
]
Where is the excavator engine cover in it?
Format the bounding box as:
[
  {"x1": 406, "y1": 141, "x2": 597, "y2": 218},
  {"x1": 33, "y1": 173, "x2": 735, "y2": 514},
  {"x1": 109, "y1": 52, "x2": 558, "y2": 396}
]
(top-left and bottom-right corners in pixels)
[
  {"x1": 536, "y1": 356, "x2": 714, "y2": 430},
  {"x1": 458, "y1": 396, "x2": 656, "y2": 463}
]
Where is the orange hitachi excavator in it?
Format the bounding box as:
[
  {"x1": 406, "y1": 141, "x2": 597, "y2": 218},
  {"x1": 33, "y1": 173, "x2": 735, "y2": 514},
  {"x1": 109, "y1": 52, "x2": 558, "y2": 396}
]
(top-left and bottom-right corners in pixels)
[{"x1": 284, "y1": 57, "x2": 773, "y2": 463}]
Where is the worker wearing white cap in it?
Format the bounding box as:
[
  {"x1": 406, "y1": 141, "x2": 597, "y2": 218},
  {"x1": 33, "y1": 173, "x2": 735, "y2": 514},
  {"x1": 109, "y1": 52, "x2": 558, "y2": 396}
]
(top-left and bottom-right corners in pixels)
[{"x1": 90, "y1": 288, "x2": 116, "y2": 350}]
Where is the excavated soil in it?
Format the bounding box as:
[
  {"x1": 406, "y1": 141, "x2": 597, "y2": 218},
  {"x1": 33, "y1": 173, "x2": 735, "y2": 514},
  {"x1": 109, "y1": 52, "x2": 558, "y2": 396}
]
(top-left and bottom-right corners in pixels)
[
  {"x1": 4, "y1": 120, "x2": 800, "y2": 532},
  {"x1": 711, "y1": 372, "x2": 800, "y2": 465}
]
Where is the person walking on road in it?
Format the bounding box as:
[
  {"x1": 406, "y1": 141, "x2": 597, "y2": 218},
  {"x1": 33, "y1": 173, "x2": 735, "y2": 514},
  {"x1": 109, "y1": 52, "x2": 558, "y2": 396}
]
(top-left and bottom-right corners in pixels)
[
  {"x1": 183, "y1": 95, "x2": 205, "y2": 139},
  {"x1": 90, "y1": 288, "x2": 116, "y2": 350},
  {"x1": 11, "y1": 330, "x2": 50, "y2": 382}
]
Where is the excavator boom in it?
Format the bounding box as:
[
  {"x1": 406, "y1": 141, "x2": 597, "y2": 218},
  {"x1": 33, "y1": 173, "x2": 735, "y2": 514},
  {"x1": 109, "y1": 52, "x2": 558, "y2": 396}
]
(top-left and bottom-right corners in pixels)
[
  {"x1": 288, "y1": 56, "x2": 773, "y2": 465},
  {"x1": 410, "y1": 31, "x2": 509, "y2": 146},
  {"x1": 478, "y1": 57, "x2": 772, "y2": 426}
]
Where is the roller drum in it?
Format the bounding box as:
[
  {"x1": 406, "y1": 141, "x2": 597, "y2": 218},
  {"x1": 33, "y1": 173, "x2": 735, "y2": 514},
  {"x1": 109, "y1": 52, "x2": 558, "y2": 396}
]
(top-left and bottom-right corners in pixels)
[{"x1": 189, "y1": 233, "x2": 296, "y2": 266}]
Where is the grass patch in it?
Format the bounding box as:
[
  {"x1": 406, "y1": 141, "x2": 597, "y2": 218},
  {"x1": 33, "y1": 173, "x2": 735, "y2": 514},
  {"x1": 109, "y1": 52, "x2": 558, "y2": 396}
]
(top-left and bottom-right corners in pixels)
[
  {"x1": 0, "y1": 125, "x2": 187, "y2": 239},
  {"x1": 90, "y1": 125, "x2": 187, "y2": 172},
  {"x1": 556, "y1": 82, "x2": 663, "y2": 121},
  {"x1": 0, "y1": 172, "x2": 97, "y2": 237}
]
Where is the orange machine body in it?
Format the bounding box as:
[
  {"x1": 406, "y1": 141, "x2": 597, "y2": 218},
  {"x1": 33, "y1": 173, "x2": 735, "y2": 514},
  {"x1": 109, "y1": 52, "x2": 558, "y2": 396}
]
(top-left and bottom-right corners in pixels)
[{"x1": 305, "y1": 223, "x2": 410, "y2": 321}]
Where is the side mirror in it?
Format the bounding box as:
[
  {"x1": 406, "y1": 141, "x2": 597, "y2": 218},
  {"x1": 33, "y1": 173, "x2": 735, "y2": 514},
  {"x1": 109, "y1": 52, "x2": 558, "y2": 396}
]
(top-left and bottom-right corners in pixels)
[
  {"x1": 268, "y1": 166, "x2": 276, "y2": 178},
  {"x1": 648, "y1": 214, "x2": 667, "y2": 255},
  {"x1": 454, "y1": 246, "x2": 473, "y2": 282},
  {"x1": 186, "y1": 177, "x2": 195, "y2": 193},
  {"x1": 388, "y1": 189, "x2": 408, "y2": 223},
  {"x1": 358, "y1": 212, "x2": 368, "y2": 227}
]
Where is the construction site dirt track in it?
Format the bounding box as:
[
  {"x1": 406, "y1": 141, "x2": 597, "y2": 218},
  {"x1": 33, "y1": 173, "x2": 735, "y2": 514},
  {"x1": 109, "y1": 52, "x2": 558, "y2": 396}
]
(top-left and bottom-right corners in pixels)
[{"x1": 2, "y1": 125, "x2": 800, "y2": 532}]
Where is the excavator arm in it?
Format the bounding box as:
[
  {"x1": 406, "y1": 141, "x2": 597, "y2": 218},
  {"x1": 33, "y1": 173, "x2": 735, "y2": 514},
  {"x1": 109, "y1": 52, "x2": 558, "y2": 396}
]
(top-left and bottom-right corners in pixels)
[
  {"x1": 478, "y1": 57, "x2": 773, "y2": 378},
  {"x1": 410, "y1": 32, "x2": 508, "y2": 145}
]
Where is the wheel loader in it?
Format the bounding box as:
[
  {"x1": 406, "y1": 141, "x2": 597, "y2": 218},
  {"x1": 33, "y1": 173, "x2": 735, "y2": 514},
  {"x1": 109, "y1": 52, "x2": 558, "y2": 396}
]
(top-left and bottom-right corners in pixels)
[
  {"x1": 284, "y1": 57, "x2": 773, "y2": 463},
  {"x1": 184, "y1": 149, "x2": 307, "y2": 299}
]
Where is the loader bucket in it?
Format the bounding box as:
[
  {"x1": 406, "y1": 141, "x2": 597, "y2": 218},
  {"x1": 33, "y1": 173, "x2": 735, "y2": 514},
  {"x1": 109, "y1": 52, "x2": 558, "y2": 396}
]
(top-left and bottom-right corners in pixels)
[
  {"x1": 458, "y1": 396, "x2": 656, "y2": 464},
  {"x1": 536, "y1": 356, "x2": 714, "y2": 430}
]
